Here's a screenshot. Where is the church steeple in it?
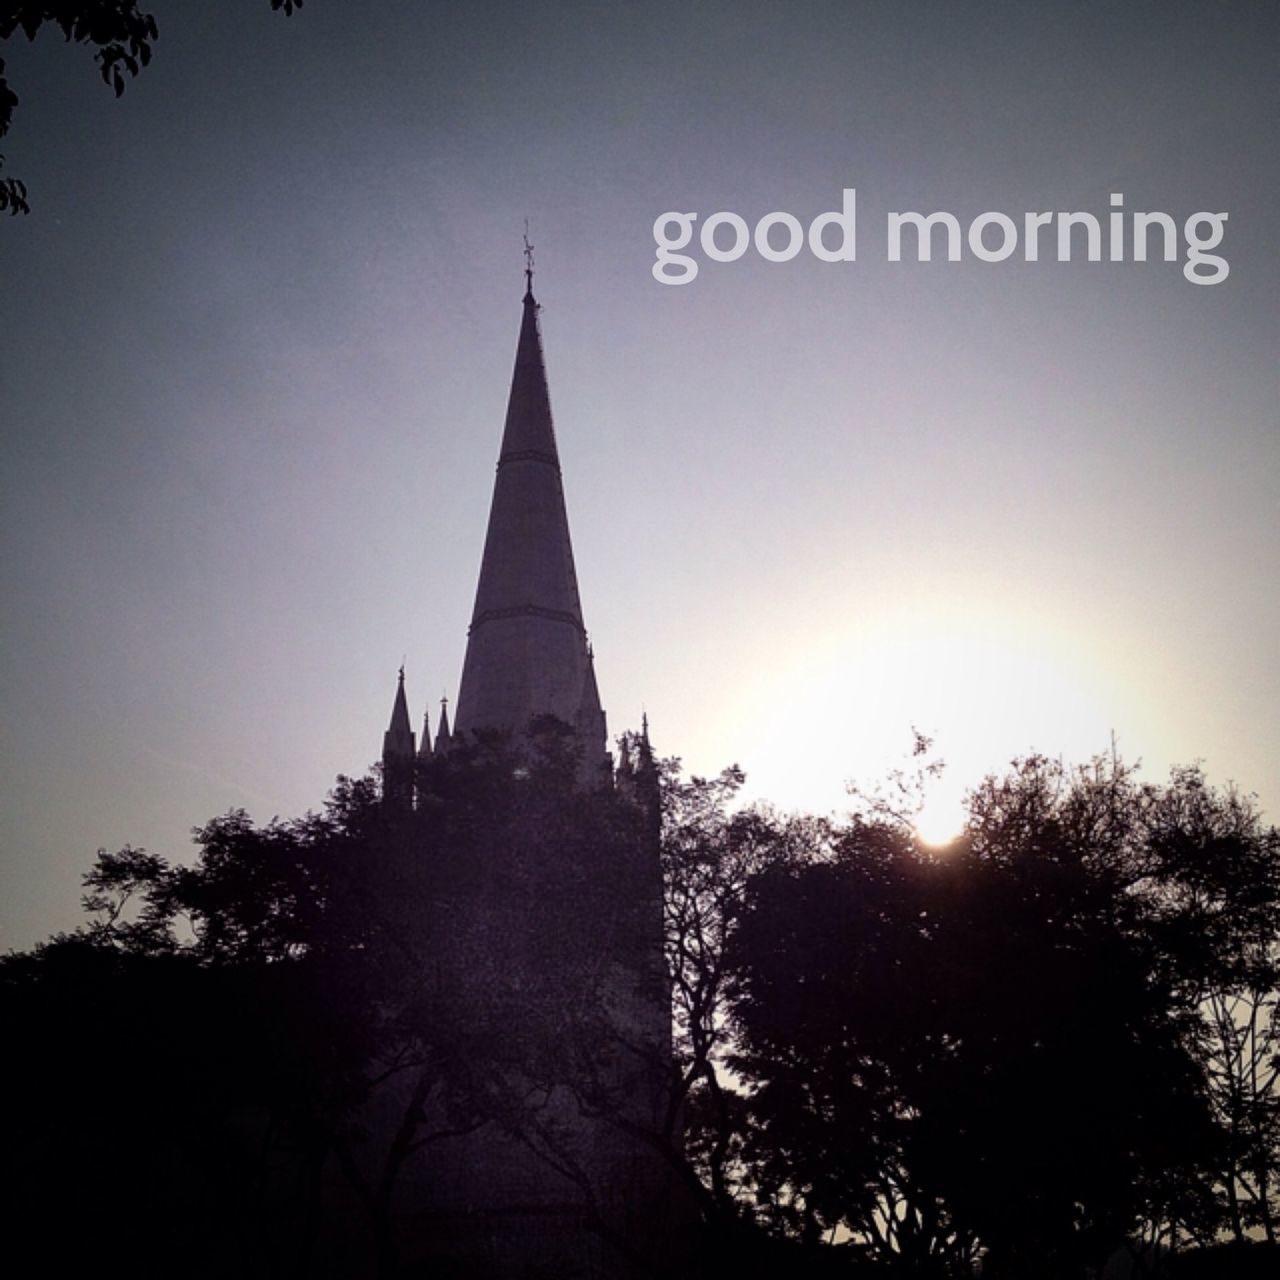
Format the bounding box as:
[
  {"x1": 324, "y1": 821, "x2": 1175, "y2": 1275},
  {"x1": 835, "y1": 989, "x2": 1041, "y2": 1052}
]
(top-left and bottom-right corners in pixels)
[
  {"x1": 434, "y1": 695, "x2": 453, "y2": 755},
  {"x1": 381, "y1": 666, "x2": 416, "y2": 809},
  {"x1": 453, "y1": 271, "x2": 608, "y2": 781}
]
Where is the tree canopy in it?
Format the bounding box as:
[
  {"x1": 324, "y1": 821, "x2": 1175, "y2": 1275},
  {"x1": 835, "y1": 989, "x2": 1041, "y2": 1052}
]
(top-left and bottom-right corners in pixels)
[
  {"x1": 3, "y1": 739, "x2": 1279, "y2": 1279},
  {"x1": 2, "y1": 734, "x2": 664, "y2": 1278},
  {"x1": 697, "y1": 754, "x2": 1280, "y2": 1277}
]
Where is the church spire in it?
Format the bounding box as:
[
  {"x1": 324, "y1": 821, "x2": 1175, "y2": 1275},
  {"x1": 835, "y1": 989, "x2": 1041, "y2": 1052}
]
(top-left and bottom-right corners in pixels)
[
  {"x1": 418, "y1": 708, "x2": 433, "y2": 761},
  {"x1": 453, "y1": 268, "x2": 608, "y2": 781},
  {"x1": 434, "y1": 695, "x2": 453, "y2": 755},
  {"x1": 381, "y1": 665, "x2": 416, "y2": 809}
]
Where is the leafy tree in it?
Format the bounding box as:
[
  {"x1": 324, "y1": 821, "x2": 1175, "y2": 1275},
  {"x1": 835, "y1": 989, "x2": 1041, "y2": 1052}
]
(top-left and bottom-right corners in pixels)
[
  {"x1": 7, "y1": 738, "x2": 1276, "y2": 1279},
  {"x1": 3, "y1": 775, "x2": 429, "y2": 1278},
  {"x1": 720, "y1": 752, "x2": 1280, "y2": 1277},
  {"x1": 2, "y1": 732, "x2": 665, "y2": 1279},
  {"x1": 1204, "y1": 983, "x2": 1280, "y2": 1244},
  {"x1": 1135, "y1": 769, "x2": 1280, "y2": 1246},
  {"x1": 967, "y1": 754, "x2": 1280, "y2": 1252},
  {"x1": 725, "y1": 822, "x2": 984, "y2": 1274},
  {"x1": 627, "y1": 748, "x2": 830, "y2": 1228},
  {"x1": 0, "y1": 0, "x2": 302, "y2": 213}
]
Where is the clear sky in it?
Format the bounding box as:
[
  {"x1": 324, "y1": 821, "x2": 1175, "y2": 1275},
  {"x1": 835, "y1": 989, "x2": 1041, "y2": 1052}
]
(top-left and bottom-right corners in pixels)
[{"x1": 1, "y1": 1, "x2": 1277, "y2": 949}]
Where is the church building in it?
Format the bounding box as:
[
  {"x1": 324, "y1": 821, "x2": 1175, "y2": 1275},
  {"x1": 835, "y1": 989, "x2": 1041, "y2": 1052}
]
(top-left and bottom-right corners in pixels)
[{"x1": 370, "y1": 264, "x2": 677, "y2": 1280}]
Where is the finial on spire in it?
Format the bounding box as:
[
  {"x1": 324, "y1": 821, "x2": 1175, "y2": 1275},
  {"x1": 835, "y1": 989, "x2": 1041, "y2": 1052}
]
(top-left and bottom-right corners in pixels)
[{"x1": 523, "y1": 220, "x2": 535, "y2": 300}]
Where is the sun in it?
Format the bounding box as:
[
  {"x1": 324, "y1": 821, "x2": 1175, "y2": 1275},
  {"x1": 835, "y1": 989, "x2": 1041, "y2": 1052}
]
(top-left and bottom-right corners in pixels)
[{"x1": 913, "y1": 791, "x2": 966, "y2": 848}]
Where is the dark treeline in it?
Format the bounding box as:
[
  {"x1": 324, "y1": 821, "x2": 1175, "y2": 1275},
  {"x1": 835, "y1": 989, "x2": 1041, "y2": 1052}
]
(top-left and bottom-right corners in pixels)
[
  {"x1": 3, "y1": 732, "x2": 1279, "y2": 1279},
  {"x1": 663, "y1": 746, "x2": 1280, "y2": 1279}
]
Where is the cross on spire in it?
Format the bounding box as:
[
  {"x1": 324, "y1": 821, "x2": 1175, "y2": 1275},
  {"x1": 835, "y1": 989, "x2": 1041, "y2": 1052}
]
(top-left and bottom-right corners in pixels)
[{"x1": 523, "y1": 221, "x2": 535, "y2": 299}]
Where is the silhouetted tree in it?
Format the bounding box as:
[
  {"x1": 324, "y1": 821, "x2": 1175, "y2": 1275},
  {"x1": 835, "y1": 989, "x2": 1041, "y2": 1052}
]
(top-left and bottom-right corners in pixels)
[
  {"x1": 966, "y1": 754, "x2": 1280, "y2": 1254},
  {"x1": 3, "y1": 773, "x2": 438, "y2": 1277},
  {"x1": 1135, "y1": 769, "x2": 1280, "y2": 1247},
  {"x1": 724, "y1": 822, "x2": 985, "y2": 1275},
  {"x1": 2, "y1": 734, "x2": 661, "y2": 1279},
  {"x1": 719, "y1": 752, "x2": 1280, "y2": 1278},
  {"x1": 0, "y1": 0, "x2": 302, "y2": 213},
  {"x1": 6, "y1": 742, "x2": 1276, "y2": 1279},
  {"x1": 654, "y1": 761, "x2": 838, "y2": 1244}
]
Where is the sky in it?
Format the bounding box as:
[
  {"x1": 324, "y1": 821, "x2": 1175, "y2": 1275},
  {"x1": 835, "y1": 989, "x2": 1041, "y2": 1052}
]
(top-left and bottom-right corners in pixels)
[{"x1": 1, "y1": 0, "x2": 1277, "y2": 949}]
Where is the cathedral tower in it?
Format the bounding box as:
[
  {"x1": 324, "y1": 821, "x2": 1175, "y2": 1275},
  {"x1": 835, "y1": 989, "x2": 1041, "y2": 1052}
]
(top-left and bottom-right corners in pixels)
[
  {"x1": 452, "y1": 267, "x2": 609, "y2": 781},
  {"x1": 367, "y1": 273, "x2": 678, "y2": 1279},
  {"x1": 380, "y1": 266, "x2": 610, "y2": 794}
]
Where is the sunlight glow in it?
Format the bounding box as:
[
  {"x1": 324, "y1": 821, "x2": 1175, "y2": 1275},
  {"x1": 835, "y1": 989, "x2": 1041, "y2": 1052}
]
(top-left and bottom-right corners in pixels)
[
  {"x1": 913, "y1": 789, "x2": 967, "y2": 848},
  {"x1": 731, "y1": 595, "x2": 1126, "y2": 821}
]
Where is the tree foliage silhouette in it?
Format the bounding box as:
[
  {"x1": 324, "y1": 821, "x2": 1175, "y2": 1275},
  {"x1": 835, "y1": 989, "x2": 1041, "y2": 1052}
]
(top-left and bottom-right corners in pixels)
[
  {"x1": 1, "y1": 735, "x2": 664, "y2": 1279},
  {"x1": 656, "y1": 757, "x2": 828, "y2": 1223},
  {"x1": 718, "y1": 753, "x2": 1280, "y2": 1277},
  {"x1": 4, "y1": 742, "x2": 1278, "y2": 1279},
  {"x1": 0, "y1": 0, "x2": 302, "y2": 213}
]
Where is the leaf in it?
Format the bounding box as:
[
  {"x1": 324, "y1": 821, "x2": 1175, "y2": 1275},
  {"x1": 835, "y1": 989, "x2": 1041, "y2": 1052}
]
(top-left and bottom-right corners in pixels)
[{"x1": 0, "y1": 175, "x2": 29, "y2": 216}]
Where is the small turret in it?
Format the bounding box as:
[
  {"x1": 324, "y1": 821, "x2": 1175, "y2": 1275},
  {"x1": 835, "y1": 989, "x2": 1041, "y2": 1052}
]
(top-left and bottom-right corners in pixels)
[
  {"x1": 381, "y1": 666, "x2": 417, "y2": 810},
  {"x1": 434, "y1": 695, "x2": 454, "y2": 756},
  {"x1": 418, "y1": 709, "x2": 434, "y2": 763}
]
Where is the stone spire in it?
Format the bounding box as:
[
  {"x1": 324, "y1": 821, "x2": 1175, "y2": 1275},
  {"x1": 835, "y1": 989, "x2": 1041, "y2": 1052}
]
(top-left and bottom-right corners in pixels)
[
  {"x1": 453, "y1": 274, "x2": 608, "y2": 781},
  {"x1": 434, "y1": 695, "x2": 453, "y2": 756},
  {"x1": 417, "y1": 709, "x2": 433, "y2": 762},
  {"x1": 381, "y1": 666, "x2": 416, "y2": 809}
]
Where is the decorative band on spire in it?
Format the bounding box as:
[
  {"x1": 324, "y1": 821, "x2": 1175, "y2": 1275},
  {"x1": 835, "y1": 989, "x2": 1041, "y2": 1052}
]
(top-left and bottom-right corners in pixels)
[
  {"x1": 469, "y1": 603, "x2": 585, "y2": 635},
  {"x1": 496, "y1": 447, "x2": 559, "y2": 472}
]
